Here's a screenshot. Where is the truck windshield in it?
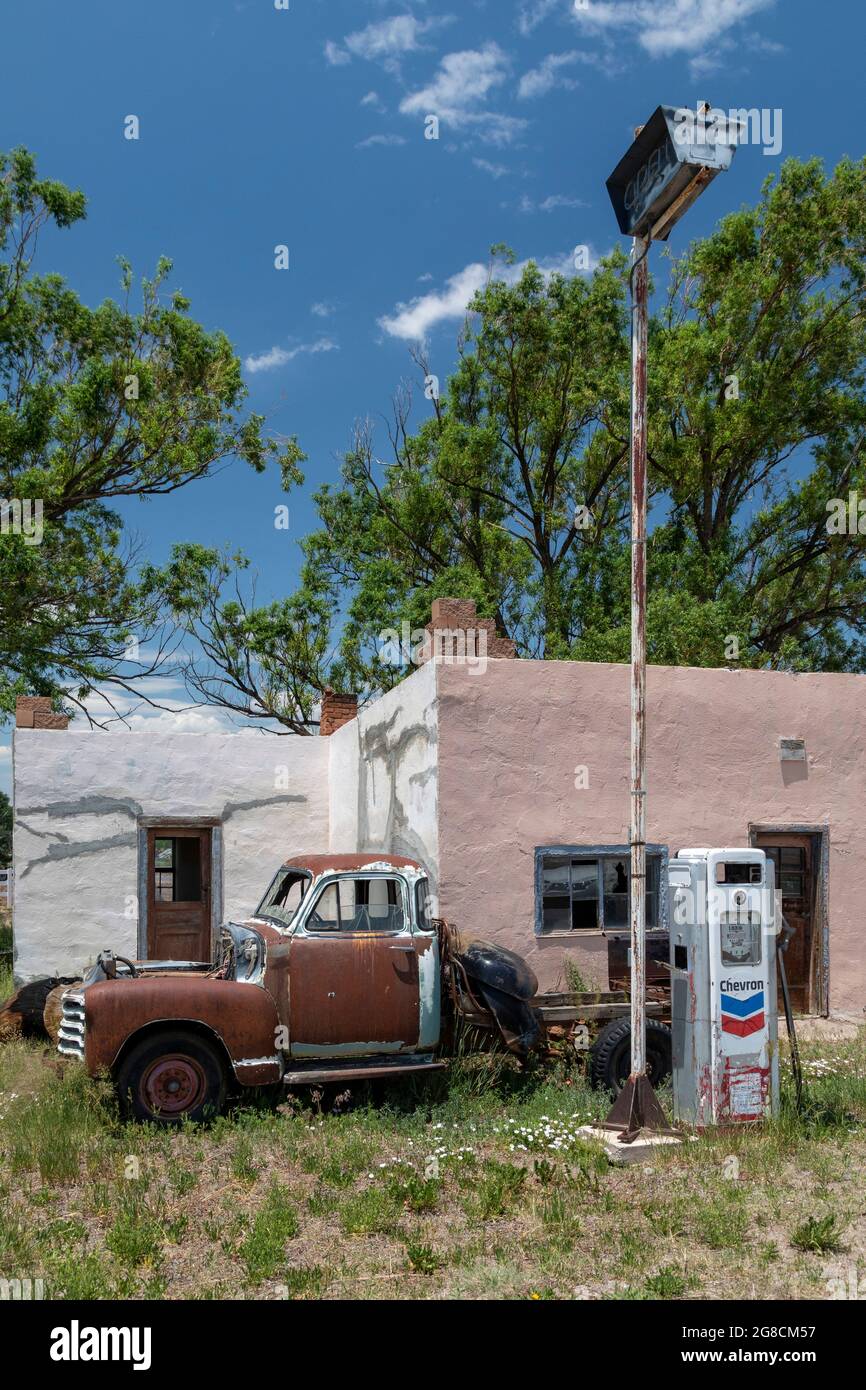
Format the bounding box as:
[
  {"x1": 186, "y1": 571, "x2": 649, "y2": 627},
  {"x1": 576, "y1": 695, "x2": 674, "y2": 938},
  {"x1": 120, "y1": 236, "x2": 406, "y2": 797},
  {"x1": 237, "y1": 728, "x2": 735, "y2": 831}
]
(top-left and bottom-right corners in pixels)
[{"x1": 256, "y1": 870, "x2": 310, "y2": 927}]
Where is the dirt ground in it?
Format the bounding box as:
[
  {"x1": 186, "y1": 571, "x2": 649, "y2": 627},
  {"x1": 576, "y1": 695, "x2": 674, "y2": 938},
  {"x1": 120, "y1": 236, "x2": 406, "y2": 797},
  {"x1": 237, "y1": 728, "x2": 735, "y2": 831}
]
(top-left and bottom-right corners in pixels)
[{"x1": 0, "y1": 1031, "x2": 864, "y2": 1300}]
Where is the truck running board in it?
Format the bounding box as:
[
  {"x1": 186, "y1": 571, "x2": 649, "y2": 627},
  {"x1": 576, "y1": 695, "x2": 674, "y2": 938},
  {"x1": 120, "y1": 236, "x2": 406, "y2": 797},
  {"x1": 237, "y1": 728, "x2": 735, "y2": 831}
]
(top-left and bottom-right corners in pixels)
[{"x1": 282, "y1": 1056, "x2": 445, "y2": 1086}]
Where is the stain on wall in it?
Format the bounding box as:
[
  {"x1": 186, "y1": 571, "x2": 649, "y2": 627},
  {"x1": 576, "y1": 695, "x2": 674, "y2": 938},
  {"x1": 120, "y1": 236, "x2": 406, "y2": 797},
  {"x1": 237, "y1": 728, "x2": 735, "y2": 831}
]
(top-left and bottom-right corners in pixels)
[
  {"x1": 328, "y1": 661, "x2": 439, "y2": 902},
  {"x1": 12, "y1": 730, "x2": 329, "y2": 982}
]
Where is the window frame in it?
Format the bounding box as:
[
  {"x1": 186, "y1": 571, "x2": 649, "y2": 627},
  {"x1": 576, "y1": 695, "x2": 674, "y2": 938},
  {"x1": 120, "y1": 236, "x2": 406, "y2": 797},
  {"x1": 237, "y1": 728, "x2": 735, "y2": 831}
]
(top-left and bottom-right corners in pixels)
[
  {"x1": 415, "y1": 877, "x2": 434, "y2": 933},
  {"x1": 534, "y1": 843, "x2": 669, "y2": 937},
  {"x1": 298, "y1": 872, "x2": 411, "y2": 938},
  {"x1": 254, "y1": 868, "x2": 312, "y2": 928}
]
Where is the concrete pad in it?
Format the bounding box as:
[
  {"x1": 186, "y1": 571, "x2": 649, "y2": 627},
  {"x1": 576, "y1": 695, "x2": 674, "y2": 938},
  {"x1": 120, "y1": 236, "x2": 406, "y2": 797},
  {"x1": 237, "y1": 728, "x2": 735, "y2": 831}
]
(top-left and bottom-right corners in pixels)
[{"x1": 577, "y1": 1124, "x2": 687, "y2": 1166}]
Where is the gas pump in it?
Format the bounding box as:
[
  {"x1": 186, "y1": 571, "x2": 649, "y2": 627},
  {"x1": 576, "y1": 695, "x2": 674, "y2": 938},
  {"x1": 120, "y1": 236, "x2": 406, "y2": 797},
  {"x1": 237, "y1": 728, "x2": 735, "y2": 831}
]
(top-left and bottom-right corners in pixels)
[{"x1": 669, "y1": 848, "x2": 779, "y2": 1126}]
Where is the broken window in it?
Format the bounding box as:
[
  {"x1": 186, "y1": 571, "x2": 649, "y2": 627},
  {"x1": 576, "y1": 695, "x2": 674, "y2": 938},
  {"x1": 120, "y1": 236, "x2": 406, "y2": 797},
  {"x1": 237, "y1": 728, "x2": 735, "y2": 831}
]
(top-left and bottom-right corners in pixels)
[
  {"x1": 539, "y1": 851, "x2": 661, "y2": 933},
  {"x1": 153, "y1": 836, "x2": 201, "y2": 903},
  {"x1": 764, "y1": 846, "x2": 806, "y2": 898},
  {"x1": 306, "y1": 876, "x2": 406, "y2": 934},
  {"x1": 256, "y1": 869, "x2": 310, "y2": 927}
]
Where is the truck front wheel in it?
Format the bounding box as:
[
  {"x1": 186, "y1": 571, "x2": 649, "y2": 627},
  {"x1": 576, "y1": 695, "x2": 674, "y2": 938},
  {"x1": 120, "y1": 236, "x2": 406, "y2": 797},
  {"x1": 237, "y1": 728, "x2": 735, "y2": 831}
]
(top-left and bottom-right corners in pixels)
[{"x1": 115, "y1": 1030, "x2": 227, "y2": 1123}]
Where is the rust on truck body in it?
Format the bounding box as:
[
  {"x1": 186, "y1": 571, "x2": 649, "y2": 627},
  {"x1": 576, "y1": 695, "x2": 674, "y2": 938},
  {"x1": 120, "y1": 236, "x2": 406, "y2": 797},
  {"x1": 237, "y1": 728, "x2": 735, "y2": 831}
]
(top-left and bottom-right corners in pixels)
[
  {"x1": 65, "y1": 854, "x2": 438, "y2": 1110},
  {"x1": 279, "y1": 852, "x2": 423, "y2": 876},
  {"x1": 288, "y1": 931, "x2": 424, "y2": 1053},
  {"x1": 82, "y1": 976, "x2": 282, "y2": 1085}
]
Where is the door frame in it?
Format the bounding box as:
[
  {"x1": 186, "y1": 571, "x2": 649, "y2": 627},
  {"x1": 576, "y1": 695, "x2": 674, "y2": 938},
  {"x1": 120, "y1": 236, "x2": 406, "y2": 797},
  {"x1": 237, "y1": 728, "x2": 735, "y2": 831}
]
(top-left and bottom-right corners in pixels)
[
  {"x1": 137, "y1": 818, "x2": 223, "y2": 961},
  {"x1": 287, "y1": 870, "x2": 422, "y2": 1055},
  {"x1": 749, "y1": 822, "x2": 829, "y2": 1017}
]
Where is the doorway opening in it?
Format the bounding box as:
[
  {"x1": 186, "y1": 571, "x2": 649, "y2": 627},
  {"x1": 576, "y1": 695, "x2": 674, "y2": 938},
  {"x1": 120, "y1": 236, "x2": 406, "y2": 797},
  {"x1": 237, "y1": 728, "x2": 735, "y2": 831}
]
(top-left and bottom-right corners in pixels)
[
  {"x1": 142, "y1": 825, "x2": 216, "y2": 962},
  {"x1": 750, "y1": 825, "x2": 828, "y2": 1016}
]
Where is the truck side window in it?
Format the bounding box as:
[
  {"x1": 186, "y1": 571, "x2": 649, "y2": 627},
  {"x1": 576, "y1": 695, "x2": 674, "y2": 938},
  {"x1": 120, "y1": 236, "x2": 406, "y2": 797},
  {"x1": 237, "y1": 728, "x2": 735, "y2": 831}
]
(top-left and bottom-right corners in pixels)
[
  {"x1": 340, "y1": 877, "x2": 405, "y2": 932},
  {"x1": 308, "y1": 883, "x2": 340, "y2": 930},
  {"x1": 306, "y1": 877, "x2": 406, "y2": 933}
]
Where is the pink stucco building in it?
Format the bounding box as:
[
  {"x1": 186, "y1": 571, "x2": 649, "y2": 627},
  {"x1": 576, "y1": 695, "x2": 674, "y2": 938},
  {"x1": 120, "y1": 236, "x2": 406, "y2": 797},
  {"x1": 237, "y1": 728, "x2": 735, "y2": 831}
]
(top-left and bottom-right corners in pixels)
[{"x1": 432, "y1": 653, "x2": 863, "y2": 1016}]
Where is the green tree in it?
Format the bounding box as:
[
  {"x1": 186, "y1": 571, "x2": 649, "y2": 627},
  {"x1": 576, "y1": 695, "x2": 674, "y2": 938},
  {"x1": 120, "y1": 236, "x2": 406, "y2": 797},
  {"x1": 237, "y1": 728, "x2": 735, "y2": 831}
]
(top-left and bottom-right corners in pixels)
[
  {"x1": 0, "y1": 790, "x2": 11, "y2": 866},
  {"x1": 169, "y1": 157, "x2": 866, "y2": 729},
  {"x1": 0, "y1": 147, "x2": 300, "y2": 723}
]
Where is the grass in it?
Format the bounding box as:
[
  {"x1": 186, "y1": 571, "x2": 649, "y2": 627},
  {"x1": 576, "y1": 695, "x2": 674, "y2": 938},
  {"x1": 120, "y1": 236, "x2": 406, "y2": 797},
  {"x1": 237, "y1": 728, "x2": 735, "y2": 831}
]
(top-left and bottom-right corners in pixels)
[
  {"x1": 0, "y1": 911, "x2": 12, "y2": 1002},
  {"x1": 239, "y1": 1182, "x2": 299, "y2": 1283},
  {"x1": 0, "y1": 1028, "x2": 863, "y2": 1299},
  {"x1": 791, "y1": 1213, "x2": 846, "y2": 1255},
  {"x1": 562, "y1": 958, "x2": 594, "y2": 995}
]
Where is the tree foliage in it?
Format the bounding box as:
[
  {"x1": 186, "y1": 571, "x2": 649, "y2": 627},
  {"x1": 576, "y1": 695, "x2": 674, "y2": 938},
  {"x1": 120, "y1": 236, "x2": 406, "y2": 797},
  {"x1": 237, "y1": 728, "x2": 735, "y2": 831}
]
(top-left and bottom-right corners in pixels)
[
  {"x1": 0, "y1": 790, "x2": 11, "y2": 867},
  {"x1": 0, "y1": 147, "x2": 298, "y2": 723},
  {"x1": 163, "y1": 158, "x2": 866, "y2": 726}
]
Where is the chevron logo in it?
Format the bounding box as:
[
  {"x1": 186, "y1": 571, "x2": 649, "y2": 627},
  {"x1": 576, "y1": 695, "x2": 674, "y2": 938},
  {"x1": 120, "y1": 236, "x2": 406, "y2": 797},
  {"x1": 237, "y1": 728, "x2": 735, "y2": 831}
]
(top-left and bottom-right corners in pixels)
[{"x1": 721, "y1": 989, "x2": 765, "y2": 1037}]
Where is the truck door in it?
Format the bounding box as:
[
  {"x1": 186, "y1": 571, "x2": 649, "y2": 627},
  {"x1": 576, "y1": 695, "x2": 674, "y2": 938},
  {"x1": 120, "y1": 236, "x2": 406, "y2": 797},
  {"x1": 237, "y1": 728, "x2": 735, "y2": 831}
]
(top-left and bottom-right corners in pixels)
[{"x1": 288, "y1": 873, "x2": 421, "y2": 1055}]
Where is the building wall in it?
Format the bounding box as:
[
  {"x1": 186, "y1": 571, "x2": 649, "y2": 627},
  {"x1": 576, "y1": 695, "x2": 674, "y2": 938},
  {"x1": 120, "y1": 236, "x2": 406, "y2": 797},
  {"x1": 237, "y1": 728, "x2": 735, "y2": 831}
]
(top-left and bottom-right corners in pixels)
[
  {"x1": 435, "y1": 659, "x2": 866, "y2": 1013},
  {"x1": 12, "y1": 728, "x2": 328, "y2": 982},
  {"x1": 328, "y1": 660, "x2": 440, "y2": 901}
]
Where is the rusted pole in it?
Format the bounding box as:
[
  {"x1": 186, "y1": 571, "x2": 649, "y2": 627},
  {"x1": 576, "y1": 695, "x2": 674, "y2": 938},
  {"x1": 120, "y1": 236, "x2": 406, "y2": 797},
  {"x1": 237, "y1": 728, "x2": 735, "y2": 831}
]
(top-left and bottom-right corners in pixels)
[{"x1": 629, "y1": 232, "x2": 649, "y2": 1080}]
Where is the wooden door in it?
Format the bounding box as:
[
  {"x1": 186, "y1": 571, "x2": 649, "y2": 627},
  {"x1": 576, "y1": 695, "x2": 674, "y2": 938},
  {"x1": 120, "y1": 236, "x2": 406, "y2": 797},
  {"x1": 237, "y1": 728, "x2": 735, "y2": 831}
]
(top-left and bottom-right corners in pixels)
[
  {"x1": 147, "y1": 828, "x2": 212, "y2": 962},
  {"x1": 755, "y1": 833, "x2": 814, "y2": 1014}
]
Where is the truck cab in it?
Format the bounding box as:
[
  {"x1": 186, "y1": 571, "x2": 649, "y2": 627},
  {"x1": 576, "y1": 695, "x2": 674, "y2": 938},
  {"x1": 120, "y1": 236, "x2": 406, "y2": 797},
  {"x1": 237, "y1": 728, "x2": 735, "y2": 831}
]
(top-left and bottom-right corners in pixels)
[{"x1": 60, "y1": 854, "x2": 443, "y2": 1122}]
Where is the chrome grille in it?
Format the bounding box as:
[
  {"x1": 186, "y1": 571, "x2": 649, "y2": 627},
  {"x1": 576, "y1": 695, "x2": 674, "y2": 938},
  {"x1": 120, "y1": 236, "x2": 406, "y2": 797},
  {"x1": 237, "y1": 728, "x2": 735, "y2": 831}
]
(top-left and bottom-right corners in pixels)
[{"x1": 57, "y1": 989, "x2": 85, "y2": 1060}]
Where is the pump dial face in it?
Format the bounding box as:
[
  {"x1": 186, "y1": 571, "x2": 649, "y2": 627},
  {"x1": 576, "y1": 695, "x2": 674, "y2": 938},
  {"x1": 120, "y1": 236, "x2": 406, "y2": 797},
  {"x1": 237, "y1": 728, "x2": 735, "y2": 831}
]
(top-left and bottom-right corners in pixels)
[
  {"x1": 723, "y1": 925, "x2": 752, "y2": 961},
  {"x1": 720, "y1": 909, "x2": 761, "y2": 967}
]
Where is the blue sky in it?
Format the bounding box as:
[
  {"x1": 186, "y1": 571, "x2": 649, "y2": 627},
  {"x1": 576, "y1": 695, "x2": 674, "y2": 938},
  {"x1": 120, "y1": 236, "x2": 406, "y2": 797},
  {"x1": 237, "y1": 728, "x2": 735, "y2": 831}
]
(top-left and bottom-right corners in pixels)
[{"x1": 1, "y1": 0, "x2": 864, "y2": 791}]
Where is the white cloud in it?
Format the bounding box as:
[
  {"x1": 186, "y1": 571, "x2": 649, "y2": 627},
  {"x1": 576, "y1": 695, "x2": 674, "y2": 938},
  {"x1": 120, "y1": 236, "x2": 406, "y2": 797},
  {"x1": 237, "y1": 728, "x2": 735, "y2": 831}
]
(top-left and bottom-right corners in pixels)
[
  {"x1": 121, "y1": 706, "x2": 236, "y2": 735},
  {"x1": 324, "y1": 39, "x2": 351, "y2": 67},
  {"x1": 0, "y1": 743, "x2": 11, "y2": 762},
  {"x1": 244, "y1": 338, "x2": 338, "y2": 374},
  {"x1": 72, "y1": 684, "x2": 239, "y2": 735},
  {"x1": 518, "y1": 51, "x2": 581, "y2": 100},
  {"x1": 400, "y1": 42, "x2": 506, "y2": 116},
  {"x1": 517, "y1": 0, "x2": 561, "y2": 37},
  {"x1": 473, "y1": 157, "x2": 510, "y2": 179},
  {"x1": 380, "y1": 262, "x2": 488, "y2": 341},
  {"x1": 379, "y1": 247, "x2": 600, "y2": 341},
  {"x1": 311, "y1": 301, "x2": 336, "y2": 318},
  {"x1": 519, "y1": 192, "x2": 588, "y2": 213},
  {"x1": 399, "y1": 43, "x2": 527, "y2": 145},
  {"x1": 326, "y1": 14, "x2": 453, "y2": 70},
  {"x1": 572, "y1": 0, "x2": 776, "y2": 64},
  {"x1": 361, "y1": 90, "x2": 385, "y2": 110},
  {"x1": 356, "y1": 133, "x2": 407, "y2": 148}
]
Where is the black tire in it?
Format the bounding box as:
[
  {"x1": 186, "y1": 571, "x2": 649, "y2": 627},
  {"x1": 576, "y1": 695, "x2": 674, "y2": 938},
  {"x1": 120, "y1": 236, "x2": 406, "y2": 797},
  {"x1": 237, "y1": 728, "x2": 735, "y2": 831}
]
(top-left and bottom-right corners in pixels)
[
  {"x1": 115, "y1": 1030, "x2": 227, "y2": 1124},
  {"x1": 588, "y1": 1018, "x2": 672, "y2": 1093}
]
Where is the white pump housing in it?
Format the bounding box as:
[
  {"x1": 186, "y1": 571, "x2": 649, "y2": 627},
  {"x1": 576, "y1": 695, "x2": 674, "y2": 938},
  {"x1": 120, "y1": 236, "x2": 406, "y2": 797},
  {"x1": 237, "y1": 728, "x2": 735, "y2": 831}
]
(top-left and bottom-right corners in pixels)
[{"x1": 669, "y1": 847, "x2": 780, "y2": 1125}]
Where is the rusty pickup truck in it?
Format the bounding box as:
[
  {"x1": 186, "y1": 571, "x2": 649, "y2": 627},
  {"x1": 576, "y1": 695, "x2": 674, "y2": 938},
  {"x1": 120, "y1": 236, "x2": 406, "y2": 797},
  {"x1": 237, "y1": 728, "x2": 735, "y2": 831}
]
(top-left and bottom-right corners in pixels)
[{"x1": 56, "y1": 852, "x2": 670, "y2": 1122}]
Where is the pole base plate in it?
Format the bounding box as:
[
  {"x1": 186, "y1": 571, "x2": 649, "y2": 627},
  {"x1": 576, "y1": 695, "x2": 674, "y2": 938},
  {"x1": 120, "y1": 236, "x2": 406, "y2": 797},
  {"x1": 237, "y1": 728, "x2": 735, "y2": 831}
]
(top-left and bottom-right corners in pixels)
[{"x1": 600, "y1": 1073, "x2": 677, "y2": 1143}]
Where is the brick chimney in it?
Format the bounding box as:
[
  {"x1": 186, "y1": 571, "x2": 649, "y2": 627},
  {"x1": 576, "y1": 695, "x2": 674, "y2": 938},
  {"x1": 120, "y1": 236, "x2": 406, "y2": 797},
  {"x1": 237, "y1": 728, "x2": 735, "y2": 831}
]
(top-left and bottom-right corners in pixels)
[
  {"x1": 15, "y1": 696, "x2": 69, "y2": 730},
  {"x1": 319, "y1": 687, "x2": 358, "y2": 736},
  {"x1": 422, "y1": 598, "x2": 517, "y2": 662}
]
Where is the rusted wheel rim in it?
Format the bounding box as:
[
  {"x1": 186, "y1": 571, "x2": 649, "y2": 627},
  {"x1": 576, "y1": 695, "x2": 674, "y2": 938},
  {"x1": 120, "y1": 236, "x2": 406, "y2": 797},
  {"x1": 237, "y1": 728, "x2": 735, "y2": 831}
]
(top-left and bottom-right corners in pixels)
[{"x1": 141, "y1": 1055, "x2": 207, "y2": 1115}]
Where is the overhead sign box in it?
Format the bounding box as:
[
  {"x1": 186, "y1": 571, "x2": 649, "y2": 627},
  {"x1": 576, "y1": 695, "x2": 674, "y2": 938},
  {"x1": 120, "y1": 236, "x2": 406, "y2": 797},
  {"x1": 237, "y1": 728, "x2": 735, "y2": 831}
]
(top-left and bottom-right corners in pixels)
[{"x1": 606, "y1": 105, "x2": 741, "y2": 241}]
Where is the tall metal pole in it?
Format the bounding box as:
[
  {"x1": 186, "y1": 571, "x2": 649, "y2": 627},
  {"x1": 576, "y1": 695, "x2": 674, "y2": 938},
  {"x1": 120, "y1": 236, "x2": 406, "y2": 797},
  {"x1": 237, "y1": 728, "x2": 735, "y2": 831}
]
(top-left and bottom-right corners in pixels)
[
  {"x1": 629, "y1": 232, "x2": 649, "y2": 1081},
  {"x1": 602, "y1": 225, "x2": 669, "y2": 1137}
]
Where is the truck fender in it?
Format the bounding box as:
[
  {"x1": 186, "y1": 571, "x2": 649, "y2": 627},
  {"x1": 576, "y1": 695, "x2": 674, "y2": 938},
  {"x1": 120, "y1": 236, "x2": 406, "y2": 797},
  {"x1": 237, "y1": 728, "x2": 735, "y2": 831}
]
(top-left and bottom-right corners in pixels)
[{"x1": 82, "y1": 977, "x2": 283, "y2": 1087}]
